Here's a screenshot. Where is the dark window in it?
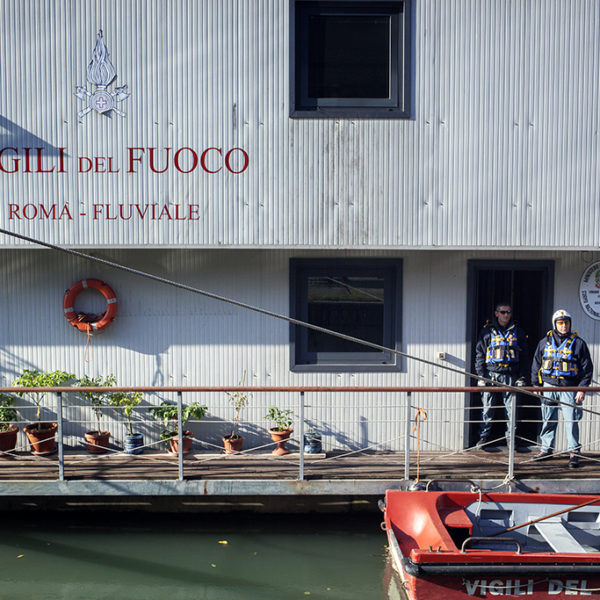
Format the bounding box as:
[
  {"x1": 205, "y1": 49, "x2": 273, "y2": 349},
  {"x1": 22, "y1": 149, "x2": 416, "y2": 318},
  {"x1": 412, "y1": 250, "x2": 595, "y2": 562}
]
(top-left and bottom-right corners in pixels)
[
  {"x1": 290, "y1": 259, "x2": 402, "y2": 371},
  {"x1": 290, "y1": 1, "x2": 411, "y2": 118}
]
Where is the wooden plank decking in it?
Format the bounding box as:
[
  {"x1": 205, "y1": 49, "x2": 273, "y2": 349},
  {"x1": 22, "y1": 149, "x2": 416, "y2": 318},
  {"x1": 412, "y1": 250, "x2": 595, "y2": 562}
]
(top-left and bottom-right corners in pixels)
[{"x1": 1, "y1": 449, "x2": 600, "y2": 483}]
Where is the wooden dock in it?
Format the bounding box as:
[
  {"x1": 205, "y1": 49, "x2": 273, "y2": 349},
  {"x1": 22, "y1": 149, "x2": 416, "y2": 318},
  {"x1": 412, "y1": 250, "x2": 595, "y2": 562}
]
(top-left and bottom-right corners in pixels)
[{"x1": 1, "y1": 448, "x2": 600, "y2": 488}]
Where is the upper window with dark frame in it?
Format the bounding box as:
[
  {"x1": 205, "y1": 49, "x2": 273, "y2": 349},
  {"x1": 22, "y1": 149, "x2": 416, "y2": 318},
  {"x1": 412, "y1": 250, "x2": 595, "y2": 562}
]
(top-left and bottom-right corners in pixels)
[
  {"x1": 290, "y1": 259, "x2": 402, "y2": 371},
  {"x1": 290, "y1": 0, "x2": 411, "y2": 119}
]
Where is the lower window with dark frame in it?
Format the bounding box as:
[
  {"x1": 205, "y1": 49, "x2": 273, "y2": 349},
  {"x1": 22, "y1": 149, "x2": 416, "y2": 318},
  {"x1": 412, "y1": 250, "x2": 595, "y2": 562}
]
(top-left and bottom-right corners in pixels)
[{"x1": 290, "y1": 258, "x2": 402, "y2": 371}]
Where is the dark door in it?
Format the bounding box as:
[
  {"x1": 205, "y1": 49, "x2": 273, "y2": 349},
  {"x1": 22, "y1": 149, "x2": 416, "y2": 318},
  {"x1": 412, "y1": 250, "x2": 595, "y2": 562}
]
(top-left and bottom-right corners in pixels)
[{"x1": 466, "y1": 261, "x2": 554, "y2": 448}]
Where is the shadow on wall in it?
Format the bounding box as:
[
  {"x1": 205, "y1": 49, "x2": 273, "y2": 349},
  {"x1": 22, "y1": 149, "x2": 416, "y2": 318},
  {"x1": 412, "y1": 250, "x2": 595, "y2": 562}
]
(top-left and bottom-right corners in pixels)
[
  {"x1": 0, "y1": 116, "x2": 67, "y2": 155},
  {"x1": 0, "y1": 349, "x2": 39, "y2": 388}
]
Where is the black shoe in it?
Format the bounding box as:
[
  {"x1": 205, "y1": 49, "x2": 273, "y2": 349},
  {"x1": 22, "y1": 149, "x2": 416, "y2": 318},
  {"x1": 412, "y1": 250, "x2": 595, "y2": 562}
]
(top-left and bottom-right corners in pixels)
[
  {"x1": 533, "y1": 449, "x2": 553, "y2": 460},
  {"x1": 568, "y1": 454, "x2": 580, "y2": 469},
  {"x1": 515, "y1": 445, "x2": 530, "y2": 454}
]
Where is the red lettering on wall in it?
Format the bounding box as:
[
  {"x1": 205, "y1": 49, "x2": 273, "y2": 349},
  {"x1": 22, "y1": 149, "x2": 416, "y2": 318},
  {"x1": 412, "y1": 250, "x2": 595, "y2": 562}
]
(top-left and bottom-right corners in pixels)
[
  {"x1": 79, "y1": 157, "x2": 93, "y2": 173},
  {"x1": 39, "y1": 204, "x2": 57, "y2": 219},
  {"x1": 58, "y1": 205, "x2": 73, "y2": 220},
  {"x1": 23, "y1": 147, "x2": 32, "y2": 173},
  {"x1": 8, "y1": 203, "x2": 72, "y2": 220},
  {"x1": 125, "y1": 146, "x2": 248, "y2": 174},
  {"x1": 225, "y1": 148, "x2": 249, "y2": 174},
  {"x1": 148, "y1": 147, "x2": 170, "y2": 173},
  {"x1": 134, "y1": 204, "x2": 149, "y2": 219},
  {"x1": 174, "y1": 148, "x2": 198, "y2": 173},
  {"x1": 127, "y1": 147, "x2": 145, "y2": 173},
  {"x1": 0, "y1": 148, "x2": 19, "y2": 173},
  {"x1": 200, "y1": 148, "x2": 222, "y2": 173},
  {"x1": 58, "y1": 147, "x2": 67, "y2": 173},
  {"x1": 36, "y1": 148, "x2": 54, "y2": 173}
]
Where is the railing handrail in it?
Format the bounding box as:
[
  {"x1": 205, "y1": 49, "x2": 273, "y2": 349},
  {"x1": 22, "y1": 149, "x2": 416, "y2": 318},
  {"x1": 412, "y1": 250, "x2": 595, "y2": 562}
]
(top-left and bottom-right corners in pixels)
[
  {"x1": 2, "y1": 386, "x2": 599, "y2": 393},
  {"x1": 2, "y1": 384, "x2": 599, "y2": 488}
]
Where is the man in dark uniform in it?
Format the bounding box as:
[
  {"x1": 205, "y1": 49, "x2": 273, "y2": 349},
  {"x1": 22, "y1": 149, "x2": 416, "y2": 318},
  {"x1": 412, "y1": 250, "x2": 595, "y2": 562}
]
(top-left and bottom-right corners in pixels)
[
  {"x1": 474, "y1": 302, "x2": 529, "y2": 450},
  {"x1": 531, "y1": 309, "x2": 593, "y2": 468}
]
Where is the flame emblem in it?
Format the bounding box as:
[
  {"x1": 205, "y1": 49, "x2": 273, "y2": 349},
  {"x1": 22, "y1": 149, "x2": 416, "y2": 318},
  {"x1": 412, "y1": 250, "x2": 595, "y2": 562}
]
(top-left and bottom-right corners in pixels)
[{"x1": 74, "y1": 30, "x2": 130, "y2": 118}]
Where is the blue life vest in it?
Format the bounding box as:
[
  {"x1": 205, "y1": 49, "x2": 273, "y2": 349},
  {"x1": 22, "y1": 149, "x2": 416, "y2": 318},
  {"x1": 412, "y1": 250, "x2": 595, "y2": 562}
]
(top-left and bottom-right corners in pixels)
[
  {"x1": 541, "y1": 332, "x2": 579, "y2": 379},
  {"x1": 485, "y1": 326, "x2": 519, "y2": 368}
]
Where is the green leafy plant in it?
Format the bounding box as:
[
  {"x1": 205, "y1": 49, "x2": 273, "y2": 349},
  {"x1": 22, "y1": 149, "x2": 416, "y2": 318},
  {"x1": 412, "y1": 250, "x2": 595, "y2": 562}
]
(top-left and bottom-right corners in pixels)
[
  {"x1": 108, "y1": 391, "x2": 143, "y2": 436},
  {"x1": 0, "y1": 393, "x2": 18, "y2": 432},
  {"x1": 226, "y1": 372, "x2": 250, "y2": 439},
  {"x1": 77, "y1": 374, "x2": 116, "y2": 432},
  {"x1": 265, "y1": 407, "x2": 294, "y2": 431},
  {"x1": 12, "y1": 369, "x2": 75, "y2": 423},
  {"x1": 149, "y1": 400, "x2": 208, "y2": 441}
]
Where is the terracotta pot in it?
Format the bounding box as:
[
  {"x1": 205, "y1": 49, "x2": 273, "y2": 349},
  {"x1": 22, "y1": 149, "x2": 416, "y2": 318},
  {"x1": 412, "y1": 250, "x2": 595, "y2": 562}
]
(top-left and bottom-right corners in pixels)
[
  {"x1": 0, "y1": 425, "x2": 19, "y2": 456},
  {"x1": 84, "y1": 430, "x2": 110, "y2": 454},
  {"x1": 269, "y1": 427, "x2": 293, "y2": 456},
  {"x1": 222, "y1": 434, "x2": 244, "y2": 454},
  {"x1": 23, "y1": 422, "x2": 58, "y2": 456},
  {"x1": 168, "y1": 431, "x2": 194, "y2": 455}
]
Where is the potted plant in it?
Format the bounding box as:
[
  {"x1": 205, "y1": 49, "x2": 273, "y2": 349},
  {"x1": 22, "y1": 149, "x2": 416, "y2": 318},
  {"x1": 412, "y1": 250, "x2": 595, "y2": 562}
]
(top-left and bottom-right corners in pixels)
[
  {"x1": 13, "y1": 369, "x2": 75, "y2": 455},
  {"x1": 222, "y1": 373, "x2": 250, "y2": 454},
  {"x1": 265, "y1": 407, "x2": 295, "y2": 456},
  {"x1": 149, "y1": 400, "x2": 208, "y2": 455},
  {"x1": 77, "y1": 374, "x2": 116, "y2": 454},
  {"x1": 108, "y1": 390, "x2": 144, "y2": 454},
  {"x1": 0, "y1": 393, "x2": 19, "y2": 456}
]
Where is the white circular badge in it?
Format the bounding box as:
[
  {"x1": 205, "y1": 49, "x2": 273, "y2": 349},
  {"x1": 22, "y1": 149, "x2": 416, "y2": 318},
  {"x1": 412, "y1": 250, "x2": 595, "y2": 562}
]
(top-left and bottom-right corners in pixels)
[{"x1": 579, "y1": 261, "x2": 600, "y2": 320}]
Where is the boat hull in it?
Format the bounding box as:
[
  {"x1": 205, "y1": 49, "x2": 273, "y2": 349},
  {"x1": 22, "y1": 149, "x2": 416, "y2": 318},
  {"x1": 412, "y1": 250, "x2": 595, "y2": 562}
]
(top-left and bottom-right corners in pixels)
[{"x1": 383, "y1": 490, "x2": 600, "y2": 600}]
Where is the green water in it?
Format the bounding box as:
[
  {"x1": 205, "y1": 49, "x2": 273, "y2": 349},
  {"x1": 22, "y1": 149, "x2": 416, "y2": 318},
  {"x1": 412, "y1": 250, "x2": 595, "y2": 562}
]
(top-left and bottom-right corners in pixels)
[{"x1": 0, "y1": 512, "x2": 391, "y2": 600}]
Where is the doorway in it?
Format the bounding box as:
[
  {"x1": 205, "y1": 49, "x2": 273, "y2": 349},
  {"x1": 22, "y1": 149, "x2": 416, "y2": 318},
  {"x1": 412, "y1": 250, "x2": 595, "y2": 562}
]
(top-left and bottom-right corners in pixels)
[{"x1": 466, "y1": 260, "x2": 555, "y2": 448}]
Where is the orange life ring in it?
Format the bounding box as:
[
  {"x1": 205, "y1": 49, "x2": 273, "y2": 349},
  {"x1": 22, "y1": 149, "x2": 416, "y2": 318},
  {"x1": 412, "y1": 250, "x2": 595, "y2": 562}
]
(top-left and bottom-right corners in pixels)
[{"x1": 63, "y1": 279, "x2": 118, "y2": 332}]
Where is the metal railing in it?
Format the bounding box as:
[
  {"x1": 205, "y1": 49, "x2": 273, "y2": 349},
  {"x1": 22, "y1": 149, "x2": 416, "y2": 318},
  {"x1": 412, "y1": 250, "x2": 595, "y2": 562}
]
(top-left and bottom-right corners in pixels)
[{"x1": 1, "y1": 385, "x2": 598, "y2": 484}]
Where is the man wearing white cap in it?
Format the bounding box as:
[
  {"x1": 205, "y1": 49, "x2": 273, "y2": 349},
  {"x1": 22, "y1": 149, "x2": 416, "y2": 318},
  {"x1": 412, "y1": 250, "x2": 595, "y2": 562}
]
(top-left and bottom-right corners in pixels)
[{"x1": 531, "y1": 309, "x2": 593, "y2": 468}]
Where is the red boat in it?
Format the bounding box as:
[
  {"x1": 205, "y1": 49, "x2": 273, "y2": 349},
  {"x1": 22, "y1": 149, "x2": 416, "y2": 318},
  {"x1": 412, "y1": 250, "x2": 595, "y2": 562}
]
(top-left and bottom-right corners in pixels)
[{"x1": 381, "y1": 488, "x2": 600, "y2": 600}]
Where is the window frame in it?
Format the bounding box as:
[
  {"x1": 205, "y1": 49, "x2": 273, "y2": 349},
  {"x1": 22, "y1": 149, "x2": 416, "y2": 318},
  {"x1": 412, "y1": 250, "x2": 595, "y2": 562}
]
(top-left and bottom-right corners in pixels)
[
  {"x1": 290, "y1": 0, "x2": 412, "y2": 119},
  {"x1": 289, "y1": 258, "x2": 403, "y2": 372}
]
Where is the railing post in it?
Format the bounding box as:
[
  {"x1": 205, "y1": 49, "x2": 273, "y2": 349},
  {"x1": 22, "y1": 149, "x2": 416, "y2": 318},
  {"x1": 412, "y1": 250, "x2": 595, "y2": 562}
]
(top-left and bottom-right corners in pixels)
[
  {"x1": 404, "y1": 391, "x2": 411, "y2": 480},
  {"x1": 299, "y1": 391, "x2": 305, "y2": 481},
  {"x1": 177, "y1": 391, "x2": 184, "y2": 482},
  {"x1": 57, "y1": 392, "x2": 64, "y2": 482},
  {"x1": 508, "y1": 389, "x2": 516, "y2": 481}
]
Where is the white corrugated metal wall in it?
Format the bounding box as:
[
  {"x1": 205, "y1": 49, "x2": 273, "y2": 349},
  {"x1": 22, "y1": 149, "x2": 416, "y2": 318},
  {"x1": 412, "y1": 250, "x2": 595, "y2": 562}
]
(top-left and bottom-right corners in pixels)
[
  {"x1": 1, "y1": 248, "x2": 599, "y2": 453},
  {"x1": 0, "y1": 0, "x2": 599, "y2": 248}
]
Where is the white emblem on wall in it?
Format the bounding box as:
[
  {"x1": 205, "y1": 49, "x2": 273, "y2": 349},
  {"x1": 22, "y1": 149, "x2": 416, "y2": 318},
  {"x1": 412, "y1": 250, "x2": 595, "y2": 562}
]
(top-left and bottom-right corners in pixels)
[
  {"x1": 579, "y1": 261, "x2": 600, "y2": 320},
  {"x1": 74, "y1": 30, "x2": 130, "y2": 118}
]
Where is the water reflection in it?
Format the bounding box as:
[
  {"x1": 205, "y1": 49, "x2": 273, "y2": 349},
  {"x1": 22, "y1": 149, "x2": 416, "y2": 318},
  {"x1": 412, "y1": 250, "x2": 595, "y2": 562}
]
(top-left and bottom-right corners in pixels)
[
  {"x1": 0, "y1": 512, "x2": 389, "y2": 599},
  {"x1": 383, "y1": 557, "x2": 408, "y2": 600}
]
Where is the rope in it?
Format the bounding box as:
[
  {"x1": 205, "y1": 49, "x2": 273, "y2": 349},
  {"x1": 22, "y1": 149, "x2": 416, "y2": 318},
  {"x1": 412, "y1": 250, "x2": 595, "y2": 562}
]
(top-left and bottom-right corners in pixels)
[
  {"x1": 474, "y1": 486, "x2": 483, "y2": 520},
  {"x1": 84, "y1": 329, "x2": 92, "y2": 363},
  {"x1": 499, "y1": 472, "x2": 514, "y2": 489},
  {"x1": 413, "y1": 407, "x2": 427, "y2": 482}
]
